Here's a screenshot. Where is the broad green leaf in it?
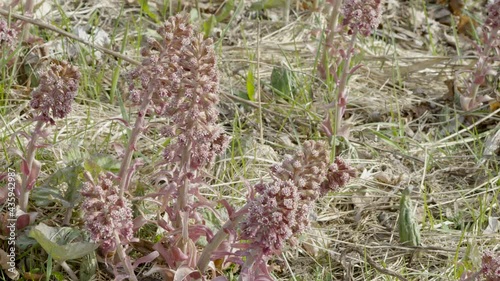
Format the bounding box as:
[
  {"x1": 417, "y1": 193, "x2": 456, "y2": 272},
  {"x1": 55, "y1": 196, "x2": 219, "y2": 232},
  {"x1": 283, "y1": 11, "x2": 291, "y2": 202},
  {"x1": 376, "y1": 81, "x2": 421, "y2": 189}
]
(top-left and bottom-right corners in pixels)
[
  {"x1": 29, "y1": 223, "x2": 98, "y2": 262},
  {"x1": 398, "y1": 187, "x2": 421, "y2": 247},
  {"x1": 246, "y1": 68, "x2": 256, "y2": 101},
  {"x1": 31, "y1": 163, "x2": 84, "y2": 207},
  {"x1": 270, "y1": 65, "x2": 295, "y2": 100}
]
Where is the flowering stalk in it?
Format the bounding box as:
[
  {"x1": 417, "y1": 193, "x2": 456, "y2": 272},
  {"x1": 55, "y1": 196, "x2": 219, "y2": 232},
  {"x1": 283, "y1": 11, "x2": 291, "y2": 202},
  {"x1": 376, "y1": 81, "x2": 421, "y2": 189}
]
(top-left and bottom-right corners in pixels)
[
  {"x1": 116, "y1": 87, "x2": 154, "y2": 199},
  {"x1": 158, "y1": 14, "x2": 229, "y2": 258},
  {"x1": 198, "y1": 141, "x2": 356, "y2": 278},
  {"x1": 320, "y1": 0, "x2": 343, "y2": 78},
  {"x1": 319, "y1": 0, "x2": 382, "y2": 139},
  {"x1": 238, "y1": 141, "x2": 355, "y2": 280},
  {"x1": 128, "y1": 13, "x2": 229, "y2": 272},
  {"x1": 18, "y1": 121, "x2": 43, "y2": 212},
  {"x1": 459, "y1": 0, "x2": 499, "y2": 111},
  {"x1": 18, "y1": 60, "x2": 80, "y2": 212}
]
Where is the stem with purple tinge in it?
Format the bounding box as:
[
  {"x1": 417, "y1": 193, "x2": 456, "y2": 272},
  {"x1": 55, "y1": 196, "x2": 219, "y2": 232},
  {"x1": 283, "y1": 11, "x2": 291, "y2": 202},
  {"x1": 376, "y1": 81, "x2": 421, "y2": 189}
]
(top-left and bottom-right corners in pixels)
[
  {"x1": 117, "y1": 87, "x2": 154, "y2": 200},
  {"x1": 19, "y1": 120, "x2": 44, "y2": 212},
  {"x1": 334, "y1": 28, "x2": 357, "y2": 134},
  {"x1": 197, "y1": 204, "x2": 249, "y2": 273},
  {"x1": 114, "y1": 232, "x2": 138, "y2": 281},
  {"x1": 321, "y1": 0, "x2": 343, "y2": 76}
]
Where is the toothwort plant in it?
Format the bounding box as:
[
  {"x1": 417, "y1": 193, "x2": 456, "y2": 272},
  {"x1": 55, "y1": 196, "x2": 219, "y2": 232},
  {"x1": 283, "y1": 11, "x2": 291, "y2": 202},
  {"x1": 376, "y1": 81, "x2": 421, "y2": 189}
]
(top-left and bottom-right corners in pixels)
[
  {"x1": 124, "y1": 13, "x2": 230, "y2": 277},
  {"x1": 197, "y1": 141, "x2": 356, "y2": 280},
  {"x1": 319, "y1": 0, "x2": 382, "y2": 139},
  {"x1": 17, "y1": 60, "x2": 80, "y2": 212},
  {"x1": 459, "y1": 0, "x2": 499, "y2": 111},
  {"x1": 236, "y1": 140, "x2": 356, "y2": 280}
]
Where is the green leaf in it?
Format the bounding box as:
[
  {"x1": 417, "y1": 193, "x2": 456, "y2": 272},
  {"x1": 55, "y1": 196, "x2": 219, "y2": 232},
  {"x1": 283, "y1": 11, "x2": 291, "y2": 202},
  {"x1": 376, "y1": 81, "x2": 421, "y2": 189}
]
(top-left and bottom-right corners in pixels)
[
  {"x1": 138, "y1": 0, "x2": 159, "y2": 22},
  {"x1": 29, "y1": 223, "x2": 98, "y2": 262},
  {"x1": 398, "y1": 187, "x2": 421, "y2": 247},
  {"x1": 46, "y1": 254, "x2": 52, "y2": 281},
  {"x1": 246, "y1": 68, "x2": 256, "y2": 101},
  {"x1": 203, "y1": 15, "x2": 217, "y2": 38},
  {"x1": 270, "y1": 65, "x2": 295, "y2": 100},
  {"x1": 31, "y1": 163, "x2": 84, "y2": 207},
  {"x1": 215, "y1": 0, "x2": 235, "y2": 22}
]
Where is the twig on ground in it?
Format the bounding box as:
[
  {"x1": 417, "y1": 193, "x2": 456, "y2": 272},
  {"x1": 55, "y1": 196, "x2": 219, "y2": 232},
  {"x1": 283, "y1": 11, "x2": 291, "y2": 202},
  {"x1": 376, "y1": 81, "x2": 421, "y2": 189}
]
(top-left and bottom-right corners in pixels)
[{"x1": 340, "y1": 247, "x2": 409, "y2": 281}]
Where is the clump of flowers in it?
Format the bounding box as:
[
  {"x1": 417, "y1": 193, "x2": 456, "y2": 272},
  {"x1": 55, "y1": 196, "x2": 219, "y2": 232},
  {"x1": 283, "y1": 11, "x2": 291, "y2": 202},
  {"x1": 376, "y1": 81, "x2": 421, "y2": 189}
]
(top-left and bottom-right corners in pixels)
[
  {"x1": 80, "y1": 172, "x2": 137, "y2": 280},
  {"x1": 341, "y1": 0, "x2": 383, "y2": 36},
  {"x1": 319, "y1": 0, "x2": 383, "y2": 139},
  {"x1": 126, "y1": 13, "x2": 229, "y2": 276},
  {"x1": 0, "y1": 18, "x2": 17, "y2": 49},
  {"x1": 81, "y1": 172, "x2": 133, "y2": 255},
  {"x1": 236, "y1": 141, "x2": 356, "y2": 280},
  {"x1": 156, "y1": 14, "x2": 229, "y2": 173},
  {"x1": 17, "y1": 60, "x2": 80, "y2": 212},
  {"x1": 481, "y1": 251, "x2": 500, "y2": 281},
  {"x1": 459, "y1": 0, "x2": 499, "y2": 111},
  {"x1": 30, "y1": 60, "x2": 81, "y2": 124}
]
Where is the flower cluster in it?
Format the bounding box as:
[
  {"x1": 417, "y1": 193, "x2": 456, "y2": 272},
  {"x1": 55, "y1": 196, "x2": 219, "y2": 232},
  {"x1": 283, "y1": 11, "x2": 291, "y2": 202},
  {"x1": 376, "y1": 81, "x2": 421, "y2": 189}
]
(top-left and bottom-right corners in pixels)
[
  {"x1": 481, "y1": 251, "x2": 500, "y2": 281},
  {"x1": 129, "y1": 14, "x2": 229, "y2": 173},
  {"x1": 29, "y1": 60, "x2": 80, "y2": 124},
  {"x1": 238, "y1": 141, "x2": 355, "y2": 279},
  {"x1": 0, "y1": 18, "x2": 17, "y2": 49},
  {"x1": 241, "y1": 141, "x2": 355, "y2": 256},
  {"x1": 81, "y1": 173, "x2": 133, "y2": 255},
  {"x1": 241, "y1": 180, "x2": 306, "y2": 256},
  {"x1": 341, "y1": 0, "x2": 383, "y2": 36},
  {"x1": 157, "y1": 15, "x2": 229, "y2": 172},
  {"x1": 485, "y1": 0, "x2": 500, "y2": 31},
  {"x1": 127, "y1": 14, "x2": 229, "y2": 274},
  {"x1": 321, "y1": 156, "x2": 357, "y2": 194}
]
